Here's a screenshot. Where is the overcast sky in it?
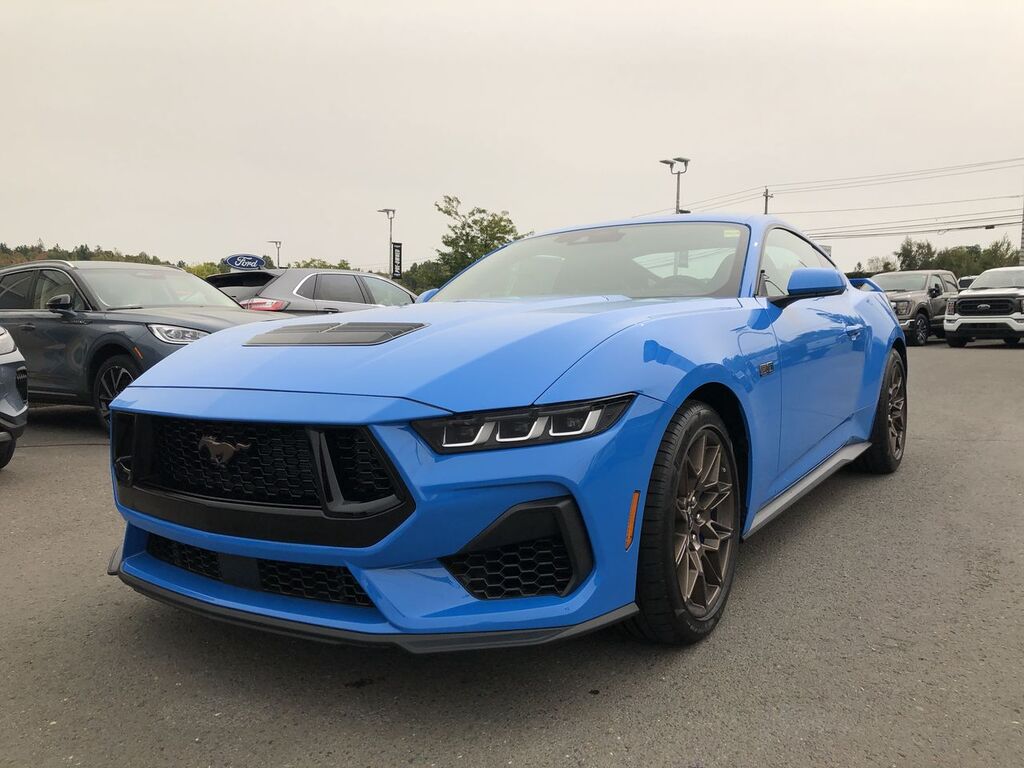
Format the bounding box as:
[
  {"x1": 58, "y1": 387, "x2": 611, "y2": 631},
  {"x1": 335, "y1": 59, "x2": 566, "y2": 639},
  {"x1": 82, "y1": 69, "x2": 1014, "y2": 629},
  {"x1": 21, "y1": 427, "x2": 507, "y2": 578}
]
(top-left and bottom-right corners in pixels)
[{"x1": 2, "y1": 1, "x2": 1022, "y2": 272}]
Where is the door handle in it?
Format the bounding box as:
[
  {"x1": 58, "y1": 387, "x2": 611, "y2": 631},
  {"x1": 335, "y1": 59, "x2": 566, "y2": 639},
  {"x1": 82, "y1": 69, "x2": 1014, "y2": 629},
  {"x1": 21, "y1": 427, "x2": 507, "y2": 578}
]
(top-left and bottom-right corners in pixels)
[
  {"x1": 845, "y1": 324, "x2": 864, "y2": 339},
  {"x1": 19, "y1": 323, "x2": 36, "y2": 332},
  {"x1": 322, "y1": 307, "x2": 340, "y2": 313}
]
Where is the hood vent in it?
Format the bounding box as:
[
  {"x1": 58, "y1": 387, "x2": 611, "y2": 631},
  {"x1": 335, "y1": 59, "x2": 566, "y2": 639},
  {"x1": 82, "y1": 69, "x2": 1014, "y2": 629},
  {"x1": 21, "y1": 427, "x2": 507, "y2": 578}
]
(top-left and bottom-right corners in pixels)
[{"x1": 245, "y1": 321, "x2": 425, "y2": 347}]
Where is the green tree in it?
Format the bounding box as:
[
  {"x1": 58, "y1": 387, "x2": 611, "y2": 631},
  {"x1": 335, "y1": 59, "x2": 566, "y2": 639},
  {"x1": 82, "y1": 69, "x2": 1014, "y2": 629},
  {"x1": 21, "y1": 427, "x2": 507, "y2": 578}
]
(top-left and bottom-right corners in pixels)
[
  {"x1": 291, "y1": 258, "x2": 352, "y2": 269},
  {"x1": 434, "y1": 195, "x2": 524, "y2": 277},
  {"x1": 893, "y1": 237, "x2": 936, "y2": 271}
]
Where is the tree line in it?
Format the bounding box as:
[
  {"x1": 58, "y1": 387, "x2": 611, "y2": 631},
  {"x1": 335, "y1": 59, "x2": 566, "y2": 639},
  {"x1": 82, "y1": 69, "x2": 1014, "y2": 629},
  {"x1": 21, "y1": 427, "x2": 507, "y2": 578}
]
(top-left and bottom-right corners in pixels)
[{"x1": 847, "y1": 236, "x2": 1020, "y2": 278}]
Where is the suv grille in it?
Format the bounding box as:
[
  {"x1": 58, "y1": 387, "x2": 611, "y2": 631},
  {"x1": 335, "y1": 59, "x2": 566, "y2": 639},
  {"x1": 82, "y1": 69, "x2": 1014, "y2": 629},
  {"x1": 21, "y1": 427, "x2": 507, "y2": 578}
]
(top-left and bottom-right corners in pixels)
[
  {"x1": 151, "y1": 417, "x2": 321, "y2": 506},
  {"x1": 146, "y1": 534, "x2": 373, "y2": 608},
  {"x1": 958, "y1": 298, "x2": 1015, "y2": 316},
  {"x1": 14, "y1": 367, "x2": 28, "y2": 402},
  {"x1": 443, "y1": 536, "x2": 574, "y2": 599}
]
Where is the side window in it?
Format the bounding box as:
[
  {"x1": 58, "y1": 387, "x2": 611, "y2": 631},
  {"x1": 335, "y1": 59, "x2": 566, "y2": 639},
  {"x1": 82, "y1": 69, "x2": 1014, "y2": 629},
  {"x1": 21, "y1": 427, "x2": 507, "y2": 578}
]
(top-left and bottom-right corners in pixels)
[
  {"x1": 928, "y1": 274, "x2": 943, "y2": 295},
  {"x1": 760, "y1": 229, "x2": 836, "y2": 298},
  {"x1": 31, "y1": 270, "x2": 86, "y2": 310},
  {"x1": 0, "y1": 271, "x2": 35, "y2": 310},
  {"x1": 363, "y1": 277, "x2": 412, "y2": 306},
  {"x1": 294, "y1": 275, "x2": 316, "y2": 299},
  {"x1": 314, "y1": 274, "x2": 364, "y2": 303},
  {"x1": 941, "y1": 274, "x2": 958, "y2": 293}
]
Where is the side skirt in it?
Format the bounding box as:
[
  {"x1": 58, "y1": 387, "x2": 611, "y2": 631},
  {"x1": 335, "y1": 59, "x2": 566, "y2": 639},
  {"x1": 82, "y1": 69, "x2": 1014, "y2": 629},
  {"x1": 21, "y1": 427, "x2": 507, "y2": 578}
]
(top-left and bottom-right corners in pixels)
[{"x1": 743, "y1": 442, "x2": 870, "y2": 539}]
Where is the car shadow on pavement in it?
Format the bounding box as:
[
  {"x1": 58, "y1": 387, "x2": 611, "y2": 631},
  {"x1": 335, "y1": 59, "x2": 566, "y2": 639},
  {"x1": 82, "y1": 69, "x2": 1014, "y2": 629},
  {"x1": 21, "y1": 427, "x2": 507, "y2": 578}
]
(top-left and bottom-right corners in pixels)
[{"x1": 23, "y1": 405, "x2": 108, "y2": 445}]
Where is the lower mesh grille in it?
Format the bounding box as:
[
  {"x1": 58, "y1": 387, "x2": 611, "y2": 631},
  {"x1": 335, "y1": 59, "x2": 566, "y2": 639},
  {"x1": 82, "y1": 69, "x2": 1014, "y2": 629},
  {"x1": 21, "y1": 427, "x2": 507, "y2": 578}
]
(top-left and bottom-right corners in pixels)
[
  {"x1": 145, "y1": 534, "x2": 372, "y2": 608},
  {"x1": 147, "y1": 534, "x2": 221, "y2": 580},
  {"x1": 15, "y1": 367, "x2": 27, "y2": 402},
  {"x1": 257, "y1": 559, "x2": 373, "y2": 607},
  {"x1": 443, "y1": 536, "x2": 574, "y2": 599}
]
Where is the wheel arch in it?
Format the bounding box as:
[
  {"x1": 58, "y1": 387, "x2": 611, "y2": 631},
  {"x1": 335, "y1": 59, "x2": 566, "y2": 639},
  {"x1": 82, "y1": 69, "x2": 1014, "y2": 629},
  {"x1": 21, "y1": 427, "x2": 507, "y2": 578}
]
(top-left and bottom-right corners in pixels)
[
  {"x1": 682, "y1": 381, "x2": 751, "y2": 530},
  {"x1": 87, "y1": 342, "x2": 136, "y2": 393}
]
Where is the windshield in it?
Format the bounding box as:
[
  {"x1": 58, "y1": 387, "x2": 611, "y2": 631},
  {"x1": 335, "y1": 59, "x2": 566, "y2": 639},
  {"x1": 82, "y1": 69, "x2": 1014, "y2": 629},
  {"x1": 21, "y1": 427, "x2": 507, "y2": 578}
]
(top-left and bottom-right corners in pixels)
[
  {"x1": 85, "y1": 268, "x2": 240, "y2": 309},
  {"x1": 968, "y1": 269, "x2": 1024, "y2": 290},
  {"x1": 871, "y1": 273, "x2": 927, "y2": 292},
  {"x1": 432, "y1": 222, "x2": 751, "y2": 301}
]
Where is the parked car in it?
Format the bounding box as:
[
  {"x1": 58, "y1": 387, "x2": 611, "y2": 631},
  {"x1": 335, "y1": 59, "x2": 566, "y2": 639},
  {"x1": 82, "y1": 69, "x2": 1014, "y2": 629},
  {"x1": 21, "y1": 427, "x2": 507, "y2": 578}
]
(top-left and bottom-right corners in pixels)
[
  {"x1": 944, "y1": 266, "x2": 1024, "y2": 347},
  {"x1": 213, "y1": 268, "x2": 415, "y2": 313},
  {"x1": 0, "y1": 261, "x2": 287, "y2": 426},
  {"x1": 0, "y1": 326, "x2": 28, "y2": 469},
  {"x1": 107, "y1": 214, "x2": 908, "y2": 652},
  {"x1": 958, "y1": 275, "x2": 977, "y2": 289},
  {"x1": 870, "y1": 269, "x2": 959, "y2": 345},
  {"x1": 205, "y1": 269, "x2": 283, "y2": 302}
]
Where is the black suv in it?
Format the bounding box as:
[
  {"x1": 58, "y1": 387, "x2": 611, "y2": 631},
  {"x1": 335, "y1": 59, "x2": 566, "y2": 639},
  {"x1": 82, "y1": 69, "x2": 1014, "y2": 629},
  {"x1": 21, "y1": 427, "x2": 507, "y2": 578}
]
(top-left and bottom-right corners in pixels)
[{"x1": 0, "y1": 261, "x2": 282, "y2": 425}]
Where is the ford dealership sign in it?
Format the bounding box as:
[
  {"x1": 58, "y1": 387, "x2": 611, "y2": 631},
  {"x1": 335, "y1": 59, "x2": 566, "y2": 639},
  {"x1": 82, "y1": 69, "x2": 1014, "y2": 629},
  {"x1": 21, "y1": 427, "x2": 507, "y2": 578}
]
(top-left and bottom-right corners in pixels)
[{"x1": 223, "y1": 254, "x2": 266, "y2": 270}]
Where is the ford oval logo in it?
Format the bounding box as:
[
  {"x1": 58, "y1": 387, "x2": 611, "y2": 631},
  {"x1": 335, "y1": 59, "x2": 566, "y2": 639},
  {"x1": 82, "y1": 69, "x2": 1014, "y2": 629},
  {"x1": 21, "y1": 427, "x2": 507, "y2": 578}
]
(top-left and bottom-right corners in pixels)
[
  {"x1": 977, "y1": 303, "x2": 990, "y2": 311},
  {"x1": 223, "y1": 253, "x2": 267, "y2": 270}
]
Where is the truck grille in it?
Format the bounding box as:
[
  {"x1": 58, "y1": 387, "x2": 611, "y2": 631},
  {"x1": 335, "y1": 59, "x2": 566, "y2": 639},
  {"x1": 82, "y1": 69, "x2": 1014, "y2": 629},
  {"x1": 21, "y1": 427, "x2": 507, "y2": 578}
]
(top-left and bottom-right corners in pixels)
[
  {"x1": 146, "y1": 533, "x2": 373, "y2": 608},
  {"x1": 957, "y1": 298, "x2": 1015, "y2": 316}
]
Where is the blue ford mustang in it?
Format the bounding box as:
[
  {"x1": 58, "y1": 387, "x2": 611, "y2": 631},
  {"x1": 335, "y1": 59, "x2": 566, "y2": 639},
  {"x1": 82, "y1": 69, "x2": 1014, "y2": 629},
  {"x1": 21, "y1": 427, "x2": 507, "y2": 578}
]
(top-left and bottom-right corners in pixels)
[{"x1": 106, "y1": 215, "x2": 907, "y2": 652}]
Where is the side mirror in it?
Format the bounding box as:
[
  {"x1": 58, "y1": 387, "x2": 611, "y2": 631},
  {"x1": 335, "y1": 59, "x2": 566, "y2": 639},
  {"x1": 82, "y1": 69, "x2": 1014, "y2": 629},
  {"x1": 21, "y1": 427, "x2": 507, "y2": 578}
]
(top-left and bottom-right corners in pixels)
[
  {"x1": 772, "y1": 268, "x2": 845, "y2": 306},
  {"x1": 415, "y1": 288, "x2": 439, "y2": 303},
  {"x1": 928, "y1": 286, "x2": 942, "y2": 298},
  {"x1": 45, "y1": 294, "x2": 75, "y2": 314}
]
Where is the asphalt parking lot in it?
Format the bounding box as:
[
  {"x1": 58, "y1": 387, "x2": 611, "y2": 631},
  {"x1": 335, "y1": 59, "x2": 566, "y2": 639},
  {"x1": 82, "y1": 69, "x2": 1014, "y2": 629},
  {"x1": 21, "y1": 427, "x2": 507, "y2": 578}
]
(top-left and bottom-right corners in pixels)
[{"x1": 1, "y1": 341, "x2": 1022, "y2": 768}]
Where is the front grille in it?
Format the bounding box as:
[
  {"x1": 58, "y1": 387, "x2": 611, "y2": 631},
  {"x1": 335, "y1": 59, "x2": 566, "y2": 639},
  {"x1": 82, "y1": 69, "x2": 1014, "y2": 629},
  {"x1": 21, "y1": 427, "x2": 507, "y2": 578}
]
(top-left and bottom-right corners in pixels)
[
  {"x1": 150, "y1": 417, "x2": 321, "y2": 506},
  {"x1": 146, "y1": 534, "x2": 373, "y2": 608},
  {"x1": 14, "y1": 367, "x2": 27, "y2": 402},
  {"x1": 324, "y1": 428, "x2": 396, "y2": 505},
  {"x1": 958, "y1": 298, "x2": 1016, "y2": 316},
  {"x1": 961, "y1": 322, "x2": 1013, "y2": 330},
  {"x1": 147, "y1": 533, "x2": 222, "y2": 580},
  {"x1": 443, "y1": 536, "x2": 574, "y2": 599},
  {"x1": 258, "y1": 559, "x2": 373, "y2": 607}
]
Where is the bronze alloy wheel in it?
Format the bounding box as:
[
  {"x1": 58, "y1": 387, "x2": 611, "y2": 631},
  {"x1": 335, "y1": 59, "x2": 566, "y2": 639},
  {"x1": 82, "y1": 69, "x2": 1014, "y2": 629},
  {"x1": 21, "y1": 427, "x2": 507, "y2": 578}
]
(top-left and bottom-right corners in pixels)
[
  {"x1": 673, "y1": 426, "x2": 737, "y2": 618},
  {"x1": 887, "y1": 364, "x2": 907, "y2": 460}
]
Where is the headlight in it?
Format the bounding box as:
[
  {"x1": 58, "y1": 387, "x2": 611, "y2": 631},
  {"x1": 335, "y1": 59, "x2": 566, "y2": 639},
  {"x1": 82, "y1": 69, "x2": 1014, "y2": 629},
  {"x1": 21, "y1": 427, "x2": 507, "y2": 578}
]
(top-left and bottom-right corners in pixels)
[
  {"x1": 890, "y1": 300, "x2": 910, "y2": 316},
  {"x1": 148, "y1": 324, "x2": 209, "y2": 345},
  {"x1": 412, "y1": 394, "x2": 635, "y2": 454},
  {"x1": 0, "y1": 327, "x2": 15, "y2": 355},
  {"x1": 946, "y1": 299, "x2": 957, "y2": 315}
]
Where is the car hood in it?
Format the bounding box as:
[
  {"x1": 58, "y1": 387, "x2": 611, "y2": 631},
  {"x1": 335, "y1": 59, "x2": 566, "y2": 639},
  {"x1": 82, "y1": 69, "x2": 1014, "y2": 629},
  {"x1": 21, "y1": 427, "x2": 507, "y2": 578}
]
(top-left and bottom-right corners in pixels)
[
  {"x1": 131, "y1": 295, "x2": 738, "y2": 413},
  {"x1": 957, "y1": 286, "x2": 1024, "y2": 298},
  {"x1": 109, "y1": 306, "x2": 288, "y2": 331},
  {"x1": 883, "y1": 290, "x2": 923, "y2": 300}
]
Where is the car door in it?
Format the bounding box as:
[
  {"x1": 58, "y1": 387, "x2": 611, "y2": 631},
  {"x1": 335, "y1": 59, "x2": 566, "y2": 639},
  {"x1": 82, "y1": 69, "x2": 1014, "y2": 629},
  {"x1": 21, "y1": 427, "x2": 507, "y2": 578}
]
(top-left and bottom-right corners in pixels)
[
  {"x1": 359, "y1": 275, "x2": 414, "y2": 307},
  {"x1": 759, "y1": 229, "x2": 869, "y2": 480},
  {"x1": 0, "y1": 269, "x2": 41, "y2": 372},
  {"x1": 25, "y1": 269, "x2": 92, "y2": 396},
  {"x1": 311, "y1": 273, "x2": 371, "y2": 314},
  {"x1": 926, "y1": 273, "x2": 947, "y2": 327}
]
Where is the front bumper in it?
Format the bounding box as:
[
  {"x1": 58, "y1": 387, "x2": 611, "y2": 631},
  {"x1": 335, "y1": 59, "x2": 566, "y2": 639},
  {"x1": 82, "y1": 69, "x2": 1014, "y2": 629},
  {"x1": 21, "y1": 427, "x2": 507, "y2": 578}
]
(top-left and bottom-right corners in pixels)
[
  {"x1": 944, "y1": 315, "x2": 1024, "y2": 339},
  {"x1": 0, "y1": 350, "x2": 28, "y2": 440},
  {"x1": 108, "y1": 386, "x2": 667, "y2": 649}
]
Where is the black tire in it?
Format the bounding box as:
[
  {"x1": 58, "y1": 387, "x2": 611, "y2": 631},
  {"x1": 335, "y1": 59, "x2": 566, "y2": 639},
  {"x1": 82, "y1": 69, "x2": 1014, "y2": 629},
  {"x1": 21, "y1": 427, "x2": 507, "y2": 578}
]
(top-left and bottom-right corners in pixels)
[
  {"x1": 946, "y1": 336, "x2": 968, "y2": 348},
  {"x1": 906, "y1": 313, "x2": 929, "y2": 346},
  {"x1": 0, "y1": 438, "x2": 15, "y2": 470},
  {"x1": 856, "y1": 349, "x2": 907, "y2": 474},
  {"x1": 1004, "y1": 338, "x2": 1020, "y2": 347},
  {"x1": 92, "y1": 354, "x2": 140, "y2": 429},
  {"x1": 623, "y1": 401, "x2": 741, "y2": 645}
]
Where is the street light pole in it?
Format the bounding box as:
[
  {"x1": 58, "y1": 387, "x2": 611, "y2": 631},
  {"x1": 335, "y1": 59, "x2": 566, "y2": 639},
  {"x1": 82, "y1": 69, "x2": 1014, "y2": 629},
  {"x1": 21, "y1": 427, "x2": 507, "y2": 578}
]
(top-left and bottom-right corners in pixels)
[
  {"x1": 659, "y1": 157, "x2": 691, "y2": 213},
  {"x1": 377, "y1": 208, "x2": 395, "y2": 271},
  {"x1": 266, "y1": 240, "x2": 281, "y2": 265}
]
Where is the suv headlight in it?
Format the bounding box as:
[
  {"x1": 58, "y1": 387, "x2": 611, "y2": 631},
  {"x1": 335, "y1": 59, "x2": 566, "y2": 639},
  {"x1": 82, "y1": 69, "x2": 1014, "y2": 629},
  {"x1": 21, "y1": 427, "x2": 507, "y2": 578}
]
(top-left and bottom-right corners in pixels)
[
  {"x1": 890, "y1": 300, "x2": 911, "y2": 316},
  {"x1": 0, "y1": 327, "x2": 15, "y2": 355},
  {"x1": 412, "y1": 394, "x2": 635, "y2": 454},
  {"x1": 946, "y1": 299, "x2": 957, "y2": 315},
  {"x1": 148, "y1": 324, "x2": 209, "y2": 345}
]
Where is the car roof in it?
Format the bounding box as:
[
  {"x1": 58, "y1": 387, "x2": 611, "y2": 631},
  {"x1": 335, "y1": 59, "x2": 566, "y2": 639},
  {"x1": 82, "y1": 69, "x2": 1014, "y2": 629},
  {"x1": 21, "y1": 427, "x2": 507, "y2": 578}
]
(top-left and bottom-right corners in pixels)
[
  {"x1": 528, "y1": 212, "x2": 780, "y2": 240},
  {"x1": 979, "y1": 266, "x2": 1024, "y2": 273},
  {"x1": 873, "y1": 269, "x2": 950, "y2": 275},
  {"x1": 0, "y1": 259, "x2": 178, "y2": 273}
]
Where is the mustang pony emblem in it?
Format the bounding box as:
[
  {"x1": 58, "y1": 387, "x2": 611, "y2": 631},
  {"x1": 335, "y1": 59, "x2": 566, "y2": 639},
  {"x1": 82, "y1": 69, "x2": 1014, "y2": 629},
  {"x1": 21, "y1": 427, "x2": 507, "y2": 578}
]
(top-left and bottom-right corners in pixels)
[{"x1": 197, "y1": 435, "x2": 252, "y2": 467}]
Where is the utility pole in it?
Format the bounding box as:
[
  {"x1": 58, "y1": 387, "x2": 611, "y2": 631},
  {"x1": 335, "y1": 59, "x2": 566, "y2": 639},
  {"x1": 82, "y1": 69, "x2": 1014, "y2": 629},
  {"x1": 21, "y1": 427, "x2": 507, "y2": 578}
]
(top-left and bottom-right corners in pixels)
[
  {"x1": 266, "y1": 240, "x2": 281, "y2": 265},
  {"x1": 763, "y1": 187, "x2": 773, "y2": 214},
  {"x1": 659, "y1": 157, "x2": 691, "y2": 213},
  {"x1": 377, "y1": 209, "x2": 396, "y2": 272},
  {"x1": 1019, "y1": 187, "x2": 1024, "y2": 265}
]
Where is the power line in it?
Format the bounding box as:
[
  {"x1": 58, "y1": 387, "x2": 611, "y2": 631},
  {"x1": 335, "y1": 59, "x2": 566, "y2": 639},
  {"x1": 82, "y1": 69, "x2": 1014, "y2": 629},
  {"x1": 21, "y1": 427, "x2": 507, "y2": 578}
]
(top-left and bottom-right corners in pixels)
[
  {"x1": 810, "y1": 220, "x2": 1023, "y2": 240},
  {"x1": 769, "y1": 156, "x2": 1024, "y2": 191},
  {"x1": 771, "y1": 164, "x2": 1024, "y2": 196},
  {"x1": 775, "y1": 194, "x2": 1024, "y2": 215},
  {"x1": 804, "y1": 208, "x2": 1021, "y2": 234}
]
